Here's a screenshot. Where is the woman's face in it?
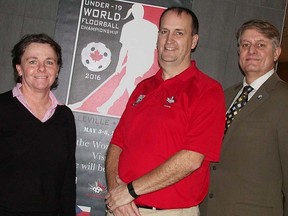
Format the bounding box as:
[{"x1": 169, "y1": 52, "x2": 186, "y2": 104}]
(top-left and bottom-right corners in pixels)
[{"x1": 16, "y1": 42, "x2": 59, "y2": 93}]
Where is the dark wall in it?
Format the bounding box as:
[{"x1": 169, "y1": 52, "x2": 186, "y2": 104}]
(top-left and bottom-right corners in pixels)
[
  {"x1": 0, "y1": 0, "x2": 59, "y2": 93},
  {"x1": 278, "y1": 62, "x2": 288, "y2": 81},
  {"x1": 192, "y1": 0, "x2": 287, "y2": 87},
  {"x1": 0, "y1": 0, "x2": 287, "y2": 94}
]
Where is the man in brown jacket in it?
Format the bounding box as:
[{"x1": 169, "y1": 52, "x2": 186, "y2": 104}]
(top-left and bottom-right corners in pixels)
[{"x1": 201, "y1": 19, "x2": 288, "y2": 216}]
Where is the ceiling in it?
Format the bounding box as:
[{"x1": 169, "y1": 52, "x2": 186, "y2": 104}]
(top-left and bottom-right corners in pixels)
[{"x1": 279, "y1": 7, "x2": 288, "y2": 63}]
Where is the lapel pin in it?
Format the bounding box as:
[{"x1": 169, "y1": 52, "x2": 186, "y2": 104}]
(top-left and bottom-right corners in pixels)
[{"x1": 257, "y1": 94, "x2": 263, "y2": 100}]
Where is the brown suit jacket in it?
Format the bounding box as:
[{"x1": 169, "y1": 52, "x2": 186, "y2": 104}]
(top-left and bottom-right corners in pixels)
[{"x1": 201, "y1": 73, "x2": 288, "y2": 216}]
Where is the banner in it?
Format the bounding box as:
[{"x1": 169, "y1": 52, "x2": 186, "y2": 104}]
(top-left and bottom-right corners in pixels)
[
  {"x1": 67, "y1": 0, "x2": 162, "y2": 118},
  {"x1": 55, "y1": 0, "x2": 192, "y2": 215}
]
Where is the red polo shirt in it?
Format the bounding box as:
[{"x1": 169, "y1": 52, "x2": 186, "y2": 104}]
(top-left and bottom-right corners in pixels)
[{"x1": 111, "y1": 61, "x2": 225, "y2": 209}]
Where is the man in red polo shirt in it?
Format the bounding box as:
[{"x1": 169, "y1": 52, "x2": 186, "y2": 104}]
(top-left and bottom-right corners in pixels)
[{"x1": 105, "y1": 6, "x2": 225, "y2": 216}]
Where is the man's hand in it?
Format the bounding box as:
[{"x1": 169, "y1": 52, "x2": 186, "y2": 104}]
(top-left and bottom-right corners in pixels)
[{"x1": 106, "y1": 176, "x2": 135, "y2": 211}]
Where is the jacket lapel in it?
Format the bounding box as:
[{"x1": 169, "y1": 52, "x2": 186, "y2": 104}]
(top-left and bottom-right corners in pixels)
[{"x1": 221, "y1": 73, "x2": 280, "y2": 153}]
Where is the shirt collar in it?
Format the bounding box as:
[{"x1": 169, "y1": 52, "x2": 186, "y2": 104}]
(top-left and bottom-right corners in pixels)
[
  {"x1": 156, "y1": 60, "x2": 197, "y2": 82},
  {"x1": 243, "y1": 69, "x2": 274, "y2": 91},
  {"x1": 12, "y1": 83, "x2": 60, "y2": 107}
]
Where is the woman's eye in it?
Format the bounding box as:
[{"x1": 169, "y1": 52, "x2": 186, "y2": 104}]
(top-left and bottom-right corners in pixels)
[
  {"x1": 46, "y1": 60, "x2": 54, "y2": 65},
  {"x1": 29, "y1": 60, "x2": 37, "y2": 64}
]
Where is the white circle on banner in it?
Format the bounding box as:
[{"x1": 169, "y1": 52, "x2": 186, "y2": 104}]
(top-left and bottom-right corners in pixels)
[{"x1": 81, "y1": 42, "x2": 111, "y2": 72}]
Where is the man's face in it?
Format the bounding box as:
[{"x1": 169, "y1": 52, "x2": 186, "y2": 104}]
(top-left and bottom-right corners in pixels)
[
  {"x1": 157, "y1": 10, "x2": 198, "y2": 70},
  {"x1": 238, "y1": 28, "x2": 281, "y2": 78}
]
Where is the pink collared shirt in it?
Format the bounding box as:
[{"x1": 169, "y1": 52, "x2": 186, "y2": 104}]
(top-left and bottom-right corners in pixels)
[{"x1": 12, "y1": 83, "x2": 60, "y2": 122}]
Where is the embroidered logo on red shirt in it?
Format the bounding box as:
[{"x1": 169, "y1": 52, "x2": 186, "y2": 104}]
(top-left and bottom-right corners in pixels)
[{"x1": 164, "y1": 96, "x2": 176, "y2": 108}]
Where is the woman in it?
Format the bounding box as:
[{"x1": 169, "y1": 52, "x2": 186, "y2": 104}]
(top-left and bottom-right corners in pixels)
[{"x1": 0, "y1": 34, "x2": 76, "y2": 216}]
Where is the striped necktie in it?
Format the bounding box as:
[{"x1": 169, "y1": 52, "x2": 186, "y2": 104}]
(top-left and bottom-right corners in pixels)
[{"x1": 225, "y1": 85, "x2": 253, "y2": 131}]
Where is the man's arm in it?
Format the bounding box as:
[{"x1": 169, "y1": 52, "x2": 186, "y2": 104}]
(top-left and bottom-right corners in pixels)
[
  {"x1": 279, "y1": 118, "x2": 288, "y2": 216},
  {"x1": 105, "y1": 144, "x2": 121, "y2": 191},
  {"x1": 105, "y1": 144, "x2": 141, "y2": 216},
  {"x1": 106, "y1": 149, "x2": 204, "y2": 211},
  {"x1": 134, "y1": 150, "x2": 204, "y2": 194}
]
